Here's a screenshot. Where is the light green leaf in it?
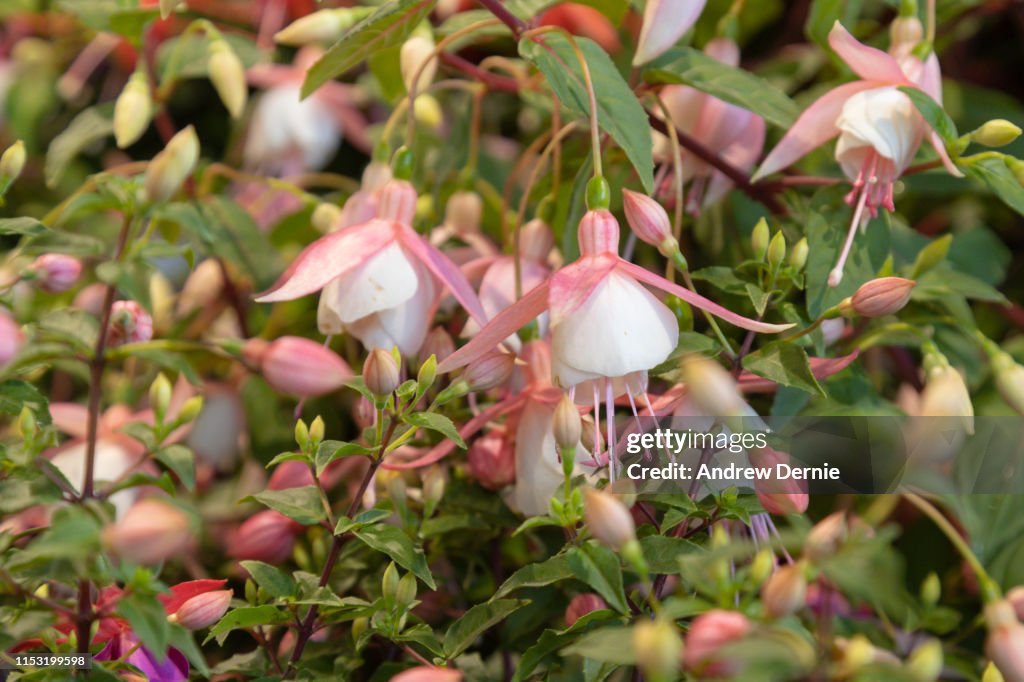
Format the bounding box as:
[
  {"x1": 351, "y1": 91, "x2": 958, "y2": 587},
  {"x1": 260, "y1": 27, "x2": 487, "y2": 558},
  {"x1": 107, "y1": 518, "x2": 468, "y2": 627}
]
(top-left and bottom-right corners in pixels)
[
  {"x1": 45, "y1": 104, "x2": 114, "y2": 187},
  {"x1": 246, "y1": 486, "x2": 325, "y2": 526},
  {"x1": 963, "y1": 156, "x2": 1024, "y2": 217},
  {"x1": 520, "y1": 34, "x2": 655, "y2": 192},
  {"x1": 444, "y1": 599, "x2": 528, "y2": 658},
  {"x1": 155, "y1": 444, "x2": 196, "y2": 492},
  {"x1": 354, "y1": 524, "x2": 436, "y2": 589},
  {"x1": 207, "y1": 606, "x2": 291, "y2": 645},
  {"x1": 316, "y1": 440, "x2": 373, "y2": 477},
  {"x1": 0, "y1": 217, "x2": 47, "y2": 236},
  {"x1": 644, "y1": 47, "x2": 799, "y2": 129},
  {"x1": 742, "y1": 342, "x2": 825, "y2": 396},
  {"x1": 561, "y1": 625, "x2": 636, "y2": 664},
  {"x1": 805, "y1": 0, "x2": 863, "y2": 50},
  {"x1": 910, "y1": 234, "x2": 953, "y2": 278},
  {"x1": 240, "y1": 561, "x2": 297, "y2": 599},
  {"x1": 899, "y1": 86, "x2": 959, "y2": 146},
  {"x1": 403, "y1": 412, "x2": 466, "y2": 448},
  {"x1": 567, "y1": 542, "x2": 628, "y2": 614}
]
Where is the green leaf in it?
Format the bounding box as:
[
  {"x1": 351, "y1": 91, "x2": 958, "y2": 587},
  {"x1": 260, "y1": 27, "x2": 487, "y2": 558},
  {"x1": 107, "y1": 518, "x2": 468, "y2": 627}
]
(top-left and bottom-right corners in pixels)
[
  {"x1": 962, "y1": 156, "x2": 1024, "y2": 217},
  {"x1": 155, "y1": 444, "x2": 196, "y2": 492},
  {"x1": 899, "y1": 86, "x2": 959, "y2": 145},
  {"x1": 195, "y1": 197, "x2": 283, "y2": 290},
  {"x1": 353, "y1": 524, "x2": 436, "y2": 589},
  {"x1": 914, "y1": 267, "x2": 1008, "y2": 304},
  {"x1": 45, "y1": 104, "x2": 114, "y2": 187},
  {"x1": 37, "y1": 309, "x2": 99, "y2": 352},
  {"x1": 805, "y1": 0, "x2": 863, "y2": 50},
  {"x1": 334, "y1": 508, "x2": 393, "y2": 535},
  {"x1": 118, "y1": 593, "x2": 170, "y2": 661},
  {"x1": 567, "y1": 542, "x2": 628, "y2": 614},
  {"x1": 742, "y1": 342, "x2": 825, "y2": 396},
  {"x1": 493, "y1": 553, "x2": 574, "y2": 600},
  {"x1": 910, "y1": 234, "x2": 953, "y2": 278},
  {"x1": 746, "y1": 283, "x2": 771, "y2": 316},
  {"x1": 302, "y1": 0, "x2": 437, "y2": 97},
  {"x1": 0, "y1": 380, "x2": 51, "y2": 425},
  {"x1": 246, "y1": 486, "x2": 325, "y2": 526},
  {"x1": 316, "y1": 440, "x2": 373, "y2": 477},
  {"x1": 691, "y1": 266, "x2": 750, "y2": 295},
  {"x1": 805, "y1": 206, "x2": 890, "y2": 318},
  {"x1": 443, "y1": 599, "x2": 528, "y2": 658},
  {"x1": 240, "y1": 561, "x2": 297, "y2": 599},
  {"x1": 122, "y1": 348, "x2": 201, "y2": 385},
  {"x1": 513, "y1": 610, "x2": 619, "y2": 682},
  {"x1": 561, "y1": 625, "x2": 636, "y2": 664},
  {"x1": 207, "y1": 605, "x2": 290, "y2": 645},
  {"x1": 403, "y1": 412, "x2": 466, "y2": 448},
  {"x1": 644, "y1": 47, "x2": 799, "y2": 129},
  {"x1": 0, "y1": 217, "x2": 48, "y2": 237},
  {"x1": 638, "y1": 535, "x2": 700, "y2": 574},
  {"x1": 520, "y1": 34, "x2": 655, "y2": 192}
]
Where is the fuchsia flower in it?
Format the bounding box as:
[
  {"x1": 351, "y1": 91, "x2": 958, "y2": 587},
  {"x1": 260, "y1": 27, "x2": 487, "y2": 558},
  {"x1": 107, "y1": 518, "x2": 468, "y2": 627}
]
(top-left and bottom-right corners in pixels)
[
  {"x1": 255, "y1": 179, "x2": 488, "y2": 356},
  {"x1": 634, "y1": 0, "x2": 707, "y2": 66},
  {"x1": 754, "y1": 21, "x2": 961, "y2": 286},
  {"x1": 659, "y1": 38, "x2": 765, "y2": 215}
]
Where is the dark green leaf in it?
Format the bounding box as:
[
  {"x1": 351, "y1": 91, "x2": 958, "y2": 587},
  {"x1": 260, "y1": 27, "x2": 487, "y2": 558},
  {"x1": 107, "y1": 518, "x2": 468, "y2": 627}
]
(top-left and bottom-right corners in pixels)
[
  {"x1": 638, "y1": 535, "x2": 700, "y2": 574},
  {"x1": 240, "y1": 561, "x2": 297, "y2": 599},
  {"x1": 0, "y1": 217, "x2": 47, "y2": 236},
  {"x1": 0, "y1": 380, "x2": 51, "y2": 425},
  {"x1": 644, "y1": 47, "x2": 799, "y2": 129},
  {"x1": 155, "y1": 444, "x2": 196, "y2": 492},
  {"x1": 443, "y1": 599, "x2": 528, "y2": 658},
  {"x1": 520, "y1": 34, "x2": 655, "y2": 192},
  {"x1": 353, "y1": 524, "x2": 436, "y2": 589},
  {"x1": 119, "y1": 593, "x2": 170, "y2": 661},
  {"x1": 742, "y1": 342, "x2": 825, "y2": 396},
  {"x1": 899, "y1": 86, "x2": 959, "y2": 145},
  {"x1": 246, "y1": 486, "x2": 325, "y2": 526},
  {"x1": 493, "y1": 553, "x2": 574, "y2": 600},
  {"x1": 805, "y1": 0, "x2": 863, "y2": 50},
  {"x1": 334, "y1": 508, "x2": 393, "y2": 535},
  {"x1": 561, "y1": 625, "x2": 636, "y2": 664},
  {"x1": 962, "y1": 156, "x2": 1024, "y2": 217},
  {"x1": 910, "y1": 234, "x2": 952, "y2": 278},
  {"x1": 207, "y1": 605, "x2": 291, "y2": 645},
  {"x1": 302, "y1": 0, "x2": 437, "y2": 97},
  {"x1": 567, "y1": 542, "x2": 628, "y2": 614},
  {"x1": 403, "y1": 412, "x2": 466, "y2": 448},
  {"x1": 316, "y1": 440, "x2": 373, "y2": 477},
  {"x1": 37, "y1": 309, "x2": 99, "y2": 352}
]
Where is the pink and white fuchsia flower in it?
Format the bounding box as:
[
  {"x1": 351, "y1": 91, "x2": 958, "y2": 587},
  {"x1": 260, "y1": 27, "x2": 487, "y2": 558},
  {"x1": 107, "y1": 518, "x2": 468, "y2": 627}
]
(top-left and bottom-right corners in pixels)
[
  {"x1": 754, "y1": 21, "x2": 962, "y2": 286},
  {"x1": 255, "y1": 179, "x2": 488, "y2": 356}
]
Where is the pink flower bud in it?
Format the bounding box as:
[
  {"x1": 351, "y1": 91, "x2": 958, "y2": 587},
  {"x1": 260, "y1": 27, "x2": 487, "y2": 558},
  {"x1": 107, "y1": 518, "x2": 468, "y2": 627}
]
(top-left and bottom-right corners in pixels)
[
  {"x1": 565, "y1": 593, "x2": 607, "y2": 626},
  {"x1": 73, "y1": 283, "x2": 107, "y2": 316},
  {"x1": 466, "y1": 431, "x2": 515, "y2": 490},
  {"x1": 421, "y1": 327, "x2": 455, "y2": 364},
  {"x1": 761, "y1": 563, "x2": 808, "y2": 619},
  {"x1": 257, "y1": 336, "x2": 353, "y2": 397},
  {"x1": 749, "y1": 447, "x2": 808, "y2": 515},
  {"x1": 986, "y1": 600, "x2": 1024, "y2": 682},
  {"x1": 378, "y1": 180, "x2": 418, "y2": 224},
  {"x1": 520, "y1": 218, "x2": 555, "y2": 262},
  {"x1": 0, "y1": 309, "x2": 25, "y2": 368},
  {"x1": 29, "y1": 254, "x2": 82, "y2": 293},
  {"x1": 583, "y1": 487, "x2": 635, "y2": 550},
  {"x1": 392, "y1": 666, "x2": 462, "y2": 682},
  {"x1": 685, "y1": 609, "x2": 750, "y2": 673},
  {"x1": 850, "y1": 277, "x2": 915, "y2": 318},
  {"x1": 622, "y1": 189, "x2": 676, "y2": 253},
  {"x1": 170, "y1": 589, "x2": 232, "y2": 630},
  {"x1": 1007, "y1": 586, "x2": 1024, "y2": 620},
  {"x1": 364, "y1": 348, "x2": 401, "y2": 397},
  {"x1": 229, "y1": 510, "x2": 300, "y2": 564},
  {"x1": 104, "y1": 499, "x2": 192, "y2": 565},
  {"x1": 462, "y1": 351, "x2": 514, "y2": 391},
  {"x1": 268, "y1": 460, "x2": 316, "y2": 490},
  {"x1": 805, "y1": 512, "x2": 847, "y2": 562},
  {"x1": 106, "y1": 300, "x2": 153, "y2": 347},
  {"x1": 444, "y1": 191, "x2": 482, "y2": 234},
  {"x1": 577, "y1": 210, "x2": 620, "y2": 257}
]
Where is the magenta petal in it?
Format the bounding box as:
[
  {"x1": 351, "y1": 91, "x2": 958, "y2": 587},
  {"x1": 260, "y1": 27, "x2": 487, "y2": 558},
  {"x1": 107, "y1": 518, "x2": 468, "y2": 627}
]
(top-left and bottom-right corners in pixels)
[
  {"x1": 437, "y1": 281, "x2": 551, "y2": 374},
  {"x1": 255, "y1": 220, "x2": 395, "y2": 302},
  {"x1": 399, "y1": 225, "x2": 489, "y2": 325},
  {"x1": 616, "y1": 260, "x2": 794, "y2": 333},
  {"x1": 753, "y1": 80, "x2": 875, "y2": 180},
  {"x1": 549, "y1": 255, "x2": 618, "y2": 325},
  {"x1": 828, "y1": 21, "x2": 910, "y2": 84}
]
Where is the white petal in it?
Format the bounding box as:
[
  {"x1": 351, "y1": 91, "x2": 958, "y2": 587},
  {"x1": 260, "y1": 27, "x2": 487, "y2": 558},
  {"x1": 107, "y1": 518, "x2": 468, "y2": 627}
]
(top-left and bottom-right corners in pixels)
[
  {"x1": 551, "y1": 271, "x2": 678, "y2": 388},
  {"x1": 511, "y1": 401, "x2": 590, "y2": 517},
  {"x1": 324, "y1": 242, "x2": 418, "y2": 324},
  {"x1": 836, "y1": 86, "x2": 923, "y2": 176},
  {"x1": 344, "y1": 259, "x2": 437, "y2": 355},
  {"x1": 50, "y1": 441, "x2": 138, "y2": 518},
  {"x1": 462, "y1": 258, "x2": 550, "y2": 342}
]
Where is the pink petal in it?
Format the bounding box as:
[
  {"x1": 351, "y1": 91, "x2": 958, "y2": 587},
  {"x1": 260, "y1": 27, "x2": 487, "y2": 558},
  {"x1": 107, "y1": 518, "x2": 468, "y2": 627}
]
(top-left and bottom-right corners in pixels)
[
  {"x1": 753, "y1": 80, "x2": 875, "y2": 180},
  {"x1": 383, "y1": 396, "x2": 526, "y2": 470},
  {"x1": 927, "y1": 129, "x2": 963, "y2": 177},
  {"x1": 50, "y1": 403, "x2": 90, "y2": 438},
  {"x1": 159, "y1": 579, "x2": 229, "y2": 614},
  {"x1": 246, "y1": 64, "x2": 300, "y2": 89},
  {"x1": 828, "y1": 22, "x2": 911, "y2": 85},
  {"x1": 549, "y1": 255, "x2": 618, "y2": 326},
  {"x1": 255, "y1": 221, "x2": 395, "y2": 302},
  {"x1": 460, "y1": 255, "x2": 501, "y2": 286},
  {"x1": 704, "y1": 116, "x2": 765, "y2": 206},
  {"x1": 633, "y1": 0, "x2": 707, "y2": 65},
  {"x1": 437, "y1": 280, "x2": 551, "y2": 374},
  {"x1": 399, "y1": 225, "x2": 489, "y2": 325},
  {"x1": 616, "y1": 260, "x2": 793, "y2": 333}
]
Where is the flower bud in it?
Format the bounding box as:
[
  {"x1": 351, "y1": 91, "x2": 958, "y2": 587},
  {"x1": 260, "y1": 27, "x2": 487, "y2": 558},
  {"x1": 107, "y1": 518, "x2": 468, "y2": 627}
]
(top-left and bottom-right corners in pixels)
[
  {"x1": 413, "y1": 94, "x2": 443, "y2": 130},
  {"x1": 364, "y1": 348, "x2": 401, "y2": 397},
  {"x1": 520, "y1": 218, "x2": 555, "y2": 262},
  {"x1": 749, "y1": 549, "x2": 774, "y2": 585},
  {"x1": 311, "y1": 202, "x2": 343, "y2": 233},
  {"x1": 972, "y1": 119, "x2": 1022, "y2": 148},
  {"x1": 565, "y1": 593, "x2": 607, "y2": 627},
  {"x1": 577, "y1": 210, "x2": 620, "y2": 257},
  {"x1": 421, "y1": 327, "x2": 455, "y2": 364},
  {"x1": 228, "y1": 510, "x2": 300, "y2": 564},
  {"x1": 176, "y1": 259, "x2": 225, "y2": 316},
  {"x1": 208, "y1": 40, "x2": 247, "y2": 119},
  {"x1": 920, "y1": 359, "x2": 974, "y2": 435},
  {"x1": 633, "y1": 617, "x2": 682, "y2": 679},
  {"x1": 104, "y1": 499, "x2": 192, "y2": 565},
  {"x1": 0, "y1": 310, "x2": 24, "y2": 368},
  {"x1": 991, "y1": 351, "x2": 1024, "y2": 416},
  {"x1": 400, "y1": 35, "x2": 438, "y2": 95},
  {"x1": 26, "y1": 253, "x2": 82, "y2": 294},
  {"x1": 850, "y1": 277, "x2": 916, "y2": 317},
  {"x1": 422, "y1": 465, "x2": 446, "y2": 510},
  {"x1": 0, "y1": 140, "x2": 26, "y2": 183},
  {"x1": 622, "y1": 189, "x2": 678, "y2": 255},
  {"x1": 751, "y1": 217, "x2": 770, "y2": 260},
  {"x1": 804, "y1": 512, "x2": 847, "y2": 562},
  {"x1": 258, "y1": 336, "x2": 353, "y2": 397},
  {"x1": 106, "y1": 300, "x2": 154, "y2": 347},
  {"x1": 767, "y1": 231, "x2": 787, "y2": 268},
  {"x1": 391, "y1": 666, "x2": 462, "y2": 682},
  {"x1": 921, "y1": 572, "x2": 941, "y2": 607},
  {"x1": 170, "y1": 589, "x2": 232, "y2": 630},
  {"x1": 379, "y1": 179, "x2": 418, "y2": 224},
  {"x1": 789, "y1": 237, "x2": 809, "y2": 271},
  {"x1": 906, "y1": 638, "x2": 943, "y2": 682},
  {"x1": 466, "y1": 431, "x2": 515, "y2": 490},
  {"x1": 984, "y1": 662, "x2": 1007, "y2": 682},
  {"x1": 986, "y1": 600, "x2": 1024, "y2": 682},
  {"x1": 178, "y1": 395, "x2": 204, "y2": 423},
  {"x1": 583, "y1": 487, "x2": 635, "y2": 550},
  {"x1": 762, "y1": 563, "x2": 807, "y2": 618},
  {"x1": 274, "y1": 8, "x2": 371, "y2": 46},
  {"x1": 145, "y1": 126, "x2": 200, "y2": 203},
  {"x1": 114, "y1": 72, "x2": 152, "y2": 148},
  {"x1": 685, "y1": 609, "x2": 750, "y2": 673},
  {"x1": 462, "y1": 351, "x2": 514, "y2": 391},
  {"x1": 580, "y1": 415, "x2": 604, "y2": 454},
  {"x1": 680, "y1": 354, "x2": 745, "y2": 418},
  {"x1": 553, "y1": 394, "x2": 582, "y2": 452},
  {"x1": 149, "y1": 373, "x2": 172, "y2": 422},
  {"x1": 749, "y1": 446, "x2": 809, "y2": 515},
  {"x1": 444, "y1": 191, "x2": 483, "y2": 234},
  {"x1": 72, "y1": 283, "x2": 106, "y2": 316}
]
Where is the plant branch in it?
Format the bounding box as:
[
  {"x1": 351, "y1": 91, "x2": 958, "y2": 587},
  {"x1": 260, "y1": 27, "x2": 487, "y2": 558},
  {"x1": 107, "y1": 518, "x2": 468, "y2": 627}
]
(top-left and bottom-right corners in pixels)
[{"x1": 475, "y1": 0, "x2": 526, "y2": 37}]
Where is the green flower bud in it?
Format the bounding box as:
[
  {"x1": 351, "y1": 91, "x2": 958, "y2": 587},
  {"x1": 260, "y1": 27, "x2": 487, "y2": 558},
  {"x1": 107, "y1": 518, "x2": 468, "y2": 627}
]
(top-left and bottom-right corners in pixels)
[
  {"x1": 751, "y1": 217, "x2": 770, "y2": 261},
  {"x1": 972, "y1": 119, "x2": 1022, "y2": 148},
  {"x1": 767, "y1": 231, "x2": 787, "y2": 268}
]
